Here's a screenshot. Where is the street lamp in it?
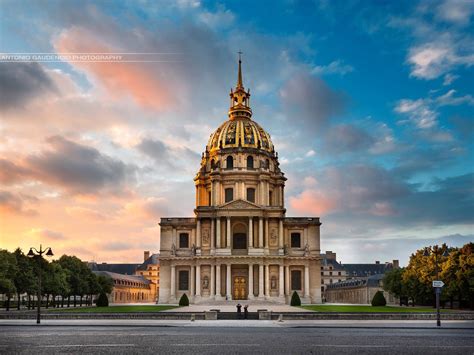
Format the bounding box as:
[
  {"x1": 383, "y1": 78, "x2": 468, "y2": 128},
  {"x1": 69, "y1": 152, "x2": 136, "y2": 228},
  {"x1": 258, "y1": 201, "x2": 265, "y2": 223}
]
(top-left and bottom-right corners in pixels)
[
  {"x1": 423, "y1": 246, "x2": 449, "y2": 327},
  {"x1": 27, "y1": 245, "x2": 54, "y2": 324}
]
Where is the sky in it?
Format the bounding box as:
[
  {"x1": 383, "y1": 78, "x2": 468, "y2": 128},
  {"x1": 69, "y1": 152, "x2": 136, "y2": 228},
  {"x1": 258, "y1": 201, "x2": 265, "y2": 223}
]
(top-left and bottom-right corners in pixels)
[{"x1": 0, "y1": 0, "x2": 473, "y2": 265}]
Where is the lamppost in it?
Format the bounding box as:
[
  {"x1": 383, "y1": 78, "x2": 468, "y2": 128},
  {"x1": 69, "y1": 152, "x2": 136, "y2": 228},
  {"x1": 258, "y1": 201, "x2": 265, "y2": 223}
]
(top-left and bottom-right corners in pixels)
[
  {"x1": 27, "y1": 245, "x2": 54, "y2": 324},
  {"x1": 423, "y1": 246, "x2": 449, "y2": 327}
]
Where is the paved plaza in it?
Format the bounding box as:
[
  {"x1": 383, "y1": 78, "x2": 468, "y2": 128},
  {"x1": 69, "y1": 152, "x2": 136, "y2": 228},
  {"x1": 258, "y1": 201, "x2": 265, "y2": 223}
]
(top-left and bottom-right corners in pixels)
[
  {"x1": 161, "y1": 300, "x2": 312, "y2": 313},
  {"x1": 1, "y1": 323, "x2": 473, "y2": 354}
]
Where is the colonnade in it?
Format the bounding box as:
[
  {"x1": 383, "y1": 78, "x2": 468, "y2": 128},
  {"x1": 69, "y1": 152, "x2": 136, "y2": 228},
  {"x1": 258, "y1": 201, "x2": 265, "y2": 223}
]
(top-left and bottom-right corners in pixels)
[{"x1": 169, "y1": 262, "x2": 310, "y2": 300}]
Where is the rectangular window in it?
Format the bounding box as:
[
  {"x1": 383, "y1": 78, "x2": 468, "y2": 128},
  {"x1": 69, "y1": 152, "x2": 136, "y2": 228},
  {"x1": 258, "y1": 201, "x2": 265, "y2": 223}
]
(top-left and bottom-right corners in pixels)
[
  {"x1": 320, "y1": 272, "x2": 323, "y2": 276},
  {"x1": 208, "y1": 191, "x2": 211, "y2": 206},
  {"x1": 269, "y1": 191, "x2": 273, "y2": 206},
  {"x1": 247, "y1": 188, "x2": 255, "y2": 203},
  {"x1": 291, "y1": 270, "x2": 302, "y2": 290},
  {"x1": 329, "y1": 271, "x2": 332, "y2": 276},
  {"x1": 290, "y1": 232, "x2": 301, "y2": 248},
  {"x1": 178, "y1": 270, "x2": 189, "y2": 290},
  {"x1": 179, "y1": 233, "x2": 189, "y2": 248},
  {"x1": 225, "y1": 188, "x2": 233, "y2": 203},
  {"x1": 338, "y1": 272, "x2": 341, "y2": 276}
]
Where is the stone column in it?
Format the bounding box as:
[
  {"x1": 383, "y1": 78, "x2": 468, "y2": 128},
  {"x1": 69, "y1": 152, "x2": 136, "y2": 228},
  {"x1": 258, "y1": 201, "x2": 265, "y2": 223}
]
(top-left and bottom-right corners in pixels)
[
  {"x1": 210, "y1": 264, "x2": 215, "y2": 298},
  {"x1": 170, "y1": 265, "x2": 176, "y2": 299},
  {"x1": 259, "y1": 217, "x2": 264, "y2": 248},
  {"x1": 304, "y1": 264, "x2": 310, "y2": 298},
  {"x1": 265, "y1": 264, "x2": 270, "y2": 297},
  {"x1": 279, "y1": 265, "x2": 284, "y2": 297},
  {"x1": 196, "y1": 219, "x2": 201, "y2": 248},
  {"x1": 258, "y1": 264, "x2": 264, "y2": 298},
  {"x1": 216, "y1": 218, "x2": 221, "y2": 248},
  {"x1": 248, "y1": 217, "x2": 253, "y2": 248},
  {"x1": 234, "y1": 181, "x2": 239, "y2": 199},
  {"x1": 210, "y1": 219, "x2": 215, "y2": 250},
  {"x1": 248, "y1": 264, "x2": 254, "y2": 299},
  {"x1": 226, "y1": 217, "x2": 231, "y2": 248},
  {"x1": 216, "y1": 264, "x2": 221, "y2": 298},
  {"x1": 190, "y1": 265, "x2": 195, "y2": 297},
  {"x1": 172, "y1": 227, "x2": 177, "y2": 248},
  {"x1": 279, "y1": 219, "x2": 284, "y2": 249},
  {"x1": 285, "y1": 266, "x2": 290, "y2": 296},
  {"x1": 265, "y1": 218, "x2": 269, "y2": 249},
  {"x1": 196, "y1": 264, "x2": 201, "y2": 297},
  {"x1": 226, "y1": 264, "x2": 232, "y2": 300}
]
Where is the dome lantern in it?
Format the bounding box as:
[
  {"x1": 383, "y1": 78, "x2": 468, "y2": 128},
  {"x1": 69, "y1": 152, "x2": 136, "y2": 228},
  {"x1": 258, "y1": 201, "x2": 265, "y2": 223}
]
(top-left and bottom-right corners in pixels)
[{"x1": 228, "y1": 52, "x2": 252, "y2": 121}]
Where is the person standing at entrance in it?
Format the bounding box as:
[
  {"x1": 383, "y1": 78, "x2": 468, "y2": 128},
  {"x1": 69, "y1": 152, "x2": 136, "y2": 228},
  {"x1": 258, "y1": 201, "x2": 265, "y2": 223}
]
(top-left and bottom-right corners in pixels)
[
  {"x1": 236, "y1": 303, "x2": 242, "y2": 319},
  {"x1": 244, "y1": 305, "x2": 248, "y2": 319}
]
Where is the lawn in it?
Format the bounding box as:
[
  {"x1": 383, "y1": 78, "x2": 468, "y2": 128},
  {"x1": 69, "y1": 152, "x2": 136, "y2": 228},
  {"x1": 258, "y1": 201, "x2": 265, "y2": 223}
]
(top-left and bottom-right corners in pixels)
[
  {"x1": 301, "y1": 305, "x2": 453, "y2": 313},
  {"x1": 49, "y1": 305, "x2": 179, "y2": 313}
]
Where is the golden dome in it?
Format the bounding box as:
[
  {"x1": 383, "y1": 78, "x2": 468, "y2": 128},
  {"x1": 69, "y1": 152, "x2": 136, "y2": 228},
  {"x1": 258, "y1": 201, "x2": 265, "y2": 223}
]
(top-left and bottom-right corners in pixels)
[{"x1": 207, "y1": 118, "x2": 274, "y2": 153}]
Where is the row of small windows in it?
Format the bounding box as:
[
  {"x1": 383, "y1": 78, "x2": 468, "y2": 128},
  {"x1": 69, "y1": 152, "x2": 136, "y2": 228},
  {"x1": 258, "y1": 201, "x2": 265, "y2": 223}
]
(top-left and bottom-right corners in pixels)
[
  {"x1": 223, "y1": 156, "x2": 268, "y2": 170},
  {"x1": 224, "y1": 187, "x2": 256, "y2": 203}
]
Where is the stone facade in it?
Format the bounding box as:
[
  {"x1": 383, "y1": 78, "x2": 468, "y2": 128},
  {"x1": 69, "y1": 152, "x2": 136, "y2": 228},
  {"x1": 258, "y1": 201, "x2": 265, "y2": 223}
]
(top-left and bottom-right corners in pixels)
[
  {"x1": 93, "y1": 271, "x2": 157, "y2": 303},
  {"x1": 158, "y1": 58, "x2": 322, "y2": 305}
]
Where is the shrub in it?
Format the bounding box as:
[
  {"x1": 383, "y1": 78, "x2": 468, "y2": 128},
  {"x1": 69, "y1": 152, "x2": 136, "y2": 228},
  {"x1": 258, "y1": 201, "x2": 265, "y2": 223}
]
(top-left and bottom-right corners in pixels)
[
  {"x1": 371, "y1": 291, "x2": 387, "y2": 306},
  {"x1": 96, "y1": 292, "x2": 109, "y2": 307},
  {"x1": 179, "y1": 293, "x2": 189, "y2": 306},
  {"x1": 290, "y1": 291, "x2": 301, "y2": 306}
]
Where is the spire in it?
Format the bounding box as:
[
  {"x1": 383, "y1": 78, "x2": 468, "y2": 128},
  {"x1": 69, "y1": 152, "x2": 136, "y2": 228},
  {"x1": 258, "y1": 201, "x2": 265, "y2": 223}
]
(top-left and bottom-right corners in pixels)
[
  {"x1": 237, "y1": 50, "x2": 243, "y2": 89},
  {"x1": 228, "y1": 52, "x2": 252, "y2": 120}
]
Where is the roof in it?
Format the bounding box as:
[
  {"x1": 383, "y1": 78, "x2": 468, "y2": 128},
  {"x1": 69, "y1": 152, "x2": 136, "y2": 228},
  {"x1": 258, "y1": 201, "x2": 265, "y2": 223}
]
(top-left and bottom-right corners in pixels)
[
  {"x1": 327, "y1": 274, "x2": 384, "y2": 290},
  {"x1": 93, "y1": 271, "x2": 151, "y2": 285},
  {"x1": 320, "y1": 255, "x2": 345, "y2": 270},
  {"x1": 88, "y1": 262, "x2": 140, "y2": 275},
  {"x1": 341, "y1": 263, "x2": 393, "y2": 278},
  {"x1": 136, "y1": 253, "x2": 160, "y2": 271}
]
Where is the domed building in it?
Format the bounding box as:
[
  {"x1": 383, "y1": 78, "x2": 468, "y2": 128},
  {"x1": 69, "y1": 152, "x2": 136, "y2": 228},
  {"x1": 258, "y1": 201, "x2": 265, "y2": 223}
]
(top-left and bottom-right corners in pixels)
[{"x1": 158, "y1": 57, "x2": 322, "y2": 304}]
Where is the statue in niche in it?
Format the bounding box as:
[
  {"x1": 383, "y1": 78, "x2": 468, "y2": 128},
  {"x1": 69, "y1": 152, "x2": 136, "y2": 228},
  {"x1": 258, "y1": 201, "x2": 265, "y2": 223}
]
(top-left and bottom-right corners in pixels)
[
  {"x1": 271, "y1": 276, "x2": 277, "y2": 290},
  {"x1": 170, "y1": 243, "x2": 176, "y2": 256},
  {"x1": 202, "y1": 229, "x2": 210, "y2": 246},
  {"x1": 283, "y1": 244, "x2": 288, "y2": 255},
  {"x1": 270, "y1": 228, "x2": 278, "y2": 245},
  {"x1": 304, "y1": 243, "x2": 310, "y2": 256},
  {"x1": 203, "y1": 276, "x2": 209, "y2": 289},
  {"x1": 191, "y1": 244, "x2": 196, "y2": 256}
]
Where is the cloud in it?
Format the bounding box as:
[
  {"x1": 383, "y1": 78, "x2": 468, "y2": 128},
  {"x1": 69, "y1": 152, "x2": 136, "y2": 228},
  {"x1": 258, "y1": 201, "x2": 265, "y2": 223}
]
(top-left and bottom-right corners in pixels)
[
  {"x1": 26, "y1": 136, "x2": 136, "y2": 195},
  {"x1": 65, "y1": 206, "x2": 107, "y2": 221},
  {"x1": 0, "y1": 159, "x2": 32, "y2": 185},
  {"x1": 0, "y1": 191, "x2": 38, "y2": 216},
  {"x1": 198, "y1": 5, "x2": 235, "y2": 29},
  {"x1": 435, "y1": 0, "x2": 474, "y2": 25},
  {"x1": 323, "y1": 124, "x2": 374, "y2": 154},
  {"x1": 26, "y1": 228, "x2": 65, "y2": 241},
  {"x1": 443, "y1": 73, "x2": 458, "y2": 85},
  {"x1": 311, "y1": 60, "x2": 354, "y2": 76},
  {"x1": 0, "y1": 62, "x2": 57, "y2": 111},
  {"x1": 280, "y1": 71, "x2": 346, "y2": 132}
]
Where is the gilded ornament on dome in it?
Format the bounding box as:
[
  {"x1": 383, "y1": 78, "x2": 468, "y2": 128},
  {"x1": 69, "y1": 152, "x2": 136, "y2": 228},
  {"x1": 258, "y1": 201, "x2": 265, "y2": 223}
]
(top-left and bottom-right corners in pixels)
[
  {"x1": 225, "y1": 122, "x2": 236, "y2": 144},
  {"x1": 257, "y1": 127, "x2": 269, "y2": 148},
  {"x1": 243, "y1": 122, "x2": 255, "y2": 144}
]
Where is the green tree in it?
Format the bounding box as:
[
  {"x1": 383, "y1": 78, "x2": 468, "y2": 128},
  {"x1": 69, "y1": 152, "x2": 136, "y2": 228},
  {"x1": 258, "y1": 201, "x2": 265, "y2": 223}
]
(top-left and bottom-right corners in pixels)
[
  {"x1": 13, "y1": 248, "x2": 36, "y2": 310},
  {"x1": 179, "y1": 293, "x2": 189, "y2": 306},
  {"x1": 371, "y1": 291, "x2": 387, "y2": 306},
  {"x1": 97, "y1": 274, "x2": 114, "y2": 294},
  {"x1": 58, "y1": 255, "x2": 89, "y2": 307},
  {"x1": 290, "y1": 291, "x2": 301, "y2": 306},
  {"x1": 43, "y1": 262, "x2": 69, "y2": 308},
  {"x1": 0, "y1": 250, "x2": 18, "y2": 311},
  {"x1": 383, "y1": 268, "x2": 405, "y2": 304}
]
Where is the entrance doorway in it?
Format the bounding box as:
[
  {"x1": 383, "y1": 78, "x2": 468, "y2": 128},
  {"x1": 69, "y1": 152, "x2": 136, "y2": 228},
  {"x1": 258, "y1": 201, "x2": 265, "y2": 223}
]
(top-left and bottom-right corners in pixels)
[{"x1": 233, "y1": 276, "x2": 247, "y2": 300}]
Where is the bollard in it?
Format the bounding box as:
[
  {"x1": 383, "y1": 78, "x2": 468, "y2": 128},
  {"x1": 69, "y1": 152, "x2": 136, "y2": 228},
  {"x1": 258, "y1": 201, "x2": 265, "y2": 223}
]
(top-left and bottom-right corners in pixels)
[
  {"x1": 278, "y1": 314, "x2": 283, "y2": 322},
  {"x1": 190, "y1": 314, "x2": 195, "y2": 322}
]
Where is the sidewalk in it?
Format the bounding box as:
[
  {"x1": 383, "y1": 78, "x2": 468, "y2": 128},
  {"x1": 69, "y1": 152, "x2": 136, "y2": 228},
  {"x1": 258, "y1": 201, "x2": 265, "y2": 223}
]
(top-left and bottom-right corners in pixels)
[{"x1": 0, "y1": 319, "x2": 473, "y2": 329}]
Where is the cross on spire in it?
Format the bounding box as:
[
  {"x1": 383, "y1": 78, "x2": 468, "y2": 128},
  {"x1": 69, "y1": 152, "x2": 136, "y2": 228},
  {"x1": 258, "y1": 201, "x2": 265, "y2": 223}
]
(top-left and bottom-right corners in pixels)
[{"x1": 237, "y1": 51, "x2": 243, "y2": 88}]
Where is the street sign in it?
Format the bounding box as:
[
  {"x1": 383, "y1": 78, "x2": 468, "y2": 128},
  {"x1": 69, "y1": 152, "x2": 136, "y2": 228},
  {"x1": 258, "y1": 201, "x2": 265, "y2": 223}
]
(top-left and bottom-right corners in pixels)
[{"x1": 432, "y1": 280, "x2": 444, "y2": 288}]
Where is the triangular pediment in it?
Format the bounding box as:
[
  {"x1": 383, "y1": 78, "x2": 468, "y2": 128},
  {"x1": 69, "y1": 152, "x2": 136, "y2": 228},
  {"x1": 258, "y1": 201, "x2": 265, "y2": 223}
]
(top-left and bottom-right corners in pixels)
[{"x1": 219, "y1": 199, "x2": 262, "y2": 210}]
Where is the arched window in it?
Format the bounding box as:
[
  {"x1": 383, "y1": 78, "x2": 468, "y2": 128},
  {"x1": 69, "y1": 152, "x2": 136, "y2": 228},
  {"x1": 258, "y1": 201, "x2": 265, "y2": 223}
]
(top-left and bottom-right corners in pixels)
[
  {"x1": 225, "y1": 188, "x2": 233, "y2": 203},
  {"x1": 226, "y1": 156, "x2": 234, "y2": 169},
  {"x1": 247, "y1": 155, "x2": 254, "y2": 169},
  {"x1": 247, "y1": 188, "x2": 255, "y2": 203}
]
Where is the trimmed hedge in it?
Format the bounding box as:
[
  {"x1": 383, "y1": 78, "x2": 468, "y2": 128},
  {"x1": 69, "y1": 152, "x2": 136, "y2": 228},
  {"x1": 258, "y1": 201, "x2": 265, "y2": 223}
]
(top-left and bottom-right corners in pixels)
[
  {"x1": 179, "y1": 293, "x2": 189, "y2": 306},
  {"x1": 291, "y1": 291, "x2": 301, "y2": 306},
  {"x1": 371, "y1": 291, "x2": 387, "y2": 306},
  {"x1": 96, "y1": 292, "x2": 109, "y2": 307}
]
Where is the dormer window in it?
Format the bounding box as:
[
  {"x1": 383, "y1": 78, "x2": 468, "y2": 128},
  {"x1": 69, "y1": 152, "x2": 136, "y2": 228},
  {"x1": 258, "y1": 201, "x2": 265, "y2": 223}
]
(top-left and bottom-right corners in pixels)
[
  {"x1": 226, "y1": 156, "x2": 234, "y2": 169},
  {"x1": 247, "y1": 156, "x2": 254, "y2": 169}
]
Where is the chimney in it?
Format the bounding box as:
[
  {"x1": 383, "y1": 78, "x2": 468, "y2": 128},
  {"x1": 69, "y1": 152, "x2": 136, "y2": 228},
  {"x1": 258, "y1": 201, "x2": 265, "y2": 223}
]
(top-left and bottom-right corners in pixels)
[
  {"x1": 144, "y1": 251, "x2": 150, "y2": 261},
  {"x1": 393, "y1": 260, "x2": 399, "y2": 269},
  {"x1": 325, "y1": 251, "x2": 336, "y2": 260},
  {"x1": 375, "y1": 261, "x2": 380, "y2": 265}
]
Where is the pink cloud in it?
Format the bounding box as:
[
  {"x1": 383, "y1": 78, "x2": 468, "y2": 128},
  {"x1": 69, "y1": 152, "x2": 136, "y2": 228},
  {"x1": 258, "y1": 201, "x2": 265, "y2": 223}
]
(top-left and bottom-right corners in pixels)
[
  {"x1": 54, "y1": 27, "x2": 174, "y2": 111},
  {"x1": 289, "y1": 189, "x2": 338, "y2": 216}
]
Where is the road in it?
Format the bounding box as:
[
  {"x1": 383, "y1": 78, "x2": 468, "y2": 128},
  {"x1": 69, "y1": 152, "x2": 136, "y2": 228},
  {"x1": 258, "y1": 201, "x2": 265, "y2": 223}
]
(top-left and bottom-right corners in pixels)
[{"x1": 0, "y1": 325, "x2": 473, "y2": 354}]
